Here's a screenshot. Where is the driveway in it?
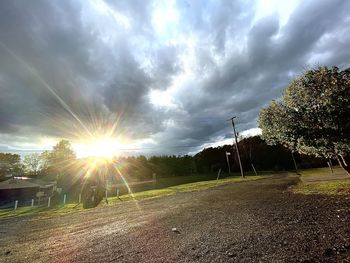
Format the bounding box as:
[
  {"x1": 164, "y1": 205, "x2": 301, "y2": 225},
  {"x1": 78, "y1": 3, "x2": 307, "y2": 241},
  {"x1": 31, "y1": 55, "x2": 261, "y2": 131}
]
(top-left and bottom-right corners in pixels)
[{"x1": 1, "y1": 175, "x2": 350, "y2": 262}]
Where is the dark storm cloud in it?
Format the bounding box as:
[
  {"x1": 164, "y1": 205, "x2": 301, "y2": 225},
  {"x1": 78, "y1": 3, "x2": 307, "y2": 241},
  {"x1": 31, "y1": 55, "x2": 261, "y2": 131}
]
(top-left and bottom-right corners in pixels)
[
  {"x1": 148, "y1": 1, "x2": 350, "y2": 155},
  {"x1": 0, "y1": 0, "x2": 171, "y2": 142},
  {"x1": 0, "y1": 0, "x2": 102, "y2": 135},
  {"x1": 0, "y1": 0, "x2": 349, "y2": 154},
  {"x1": 174, "y1": 0, "x2": 350, "y2": 148}
]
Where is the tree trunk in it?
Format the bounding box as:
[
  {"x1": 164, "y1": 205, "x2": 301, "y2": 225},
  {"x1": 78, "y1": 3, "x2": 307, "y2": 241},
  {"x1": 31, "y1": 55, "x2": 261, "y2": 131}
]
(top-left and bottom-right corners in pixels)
[{"x1": 337, "y1": 154, "x2": 350, "y2": 175}]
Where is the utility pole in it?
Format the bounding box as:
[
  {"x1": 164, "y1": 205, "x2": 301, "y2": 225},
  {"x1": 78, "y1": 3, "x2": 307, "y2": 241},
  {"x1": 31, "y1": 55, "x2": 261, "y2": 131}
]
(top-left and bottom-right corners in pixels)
[{"x1": 227, "y1": 116, "x2": 244, "y2": 178}]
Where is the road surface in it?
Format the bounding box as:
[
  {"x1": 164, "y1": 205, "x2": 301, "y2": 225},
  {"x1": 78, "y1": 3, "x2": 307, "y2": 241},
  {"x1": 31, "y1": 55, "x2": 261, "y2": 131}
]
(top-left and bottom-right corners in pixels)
[{"x1": 1, "y1": 175, "x2": 350, "y2": 262}]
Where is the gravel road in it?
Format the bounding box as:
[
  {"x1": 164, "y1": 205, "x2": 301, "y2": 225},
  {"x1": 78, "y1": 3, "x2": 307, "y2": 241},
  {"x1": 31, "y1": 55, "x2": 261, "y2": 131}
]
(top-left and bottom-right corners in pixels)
[{"x1": 1, "y1": 174, "x2": 350, "y2": 263}]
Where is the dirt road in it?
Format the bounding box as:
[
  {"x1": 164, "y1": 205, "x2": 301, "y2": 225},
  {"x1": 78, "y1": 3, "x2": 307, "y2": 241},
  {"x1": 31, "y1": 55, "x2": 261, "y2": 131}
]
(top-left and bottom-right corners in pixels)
[{"x1": 1, "y1": 175, "x2": 350, "y2": 263}]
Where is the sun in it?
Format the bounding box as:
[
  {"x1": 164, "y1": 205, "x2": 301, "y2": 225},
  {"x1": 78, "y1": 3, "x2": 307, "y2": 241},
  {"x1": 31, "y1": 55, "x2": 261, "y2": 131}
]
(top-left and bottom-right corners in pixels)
[{"x1": 74, "y1": 137, "x2": 124, "y2": 159}]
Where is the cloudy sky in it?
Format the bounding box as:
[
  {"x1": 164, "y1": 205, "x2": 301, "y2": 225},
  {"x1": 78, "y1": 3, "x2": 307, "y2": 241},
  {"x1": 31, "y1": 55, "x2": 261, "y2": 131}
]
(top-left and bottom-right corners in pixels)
[{"x1": 0, "y1": 0, "x2": 349, "y2": 157}]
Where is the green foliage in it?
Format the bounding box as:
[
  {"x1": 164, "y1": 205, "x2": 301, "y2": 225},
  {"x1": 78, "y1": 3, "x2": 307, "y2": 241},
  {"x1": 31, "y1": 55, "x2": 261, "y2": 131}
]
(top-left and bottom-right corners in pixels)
[
  {"x1": 39, "y1": 140, "x2": 78, "y2": 190},
  {"x1": 148, "y1": 155, "x2": 196, "y2": 177},
  {"x1": 48, "y1": 140, "x2": 76, "y2": 168},
  {"x1": 113, "y1": 154, "x2": 197, "y2": 181},
  {"x1": 23, "y1": 153, "x2": 42, "y2": 176},
  {"x1": 194, "y1": 145, "x2": 232, "y2": 173},
  {"x1": 238, "y1": 136, "x2": 294, "y2": 170},
  {"x1": 259, "y1": 66, "x2": 350, "y2": 173},
  {"x1": 0, "y1": 153, "x2": 23, "y2": 179},
  {"x1": 41, "y1": 140, "x2": 76, "y2": 172},
  {"x1": 194, "y1": 136, "x2": 325, "y2": 172}
]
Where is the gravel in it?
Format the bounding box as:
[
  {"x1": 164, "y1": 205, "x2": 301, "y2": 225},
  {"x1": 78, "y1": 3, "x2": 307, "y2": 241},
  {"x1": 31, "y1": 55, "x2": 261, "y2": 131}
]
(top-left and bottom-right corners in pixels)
[{"x1": 0, "y1": 175, "x2": 350, "y2": 263}]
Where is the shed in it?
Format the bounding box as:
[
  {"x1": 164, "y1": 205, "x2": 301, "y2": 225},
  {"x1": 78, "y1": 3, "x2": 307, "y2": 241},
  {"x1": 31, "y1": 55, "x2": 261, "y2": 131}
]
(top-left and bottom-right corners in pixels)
[{"x1": 0, "y1": 177, "x2": 56, "y2": 206}]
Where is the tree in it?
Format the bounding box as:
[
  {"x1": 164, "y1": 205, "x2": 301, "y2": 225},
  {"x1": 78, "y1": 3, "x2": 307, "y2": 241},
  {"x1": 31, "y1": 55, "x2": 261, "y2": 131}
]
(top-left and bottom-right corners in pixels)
[
  {"x1": 259, "y1": 66, "x2": 350, "y2": 174},
  {"x1": 40, "y1": 140, "x2": 77, "y2": 189},
  {"x1": 39, "y1": 150, "x2": 52, "y2": 172},
  {"x1": 44, "y1": 140, "x2": 76, "y2": 173},
  {"x1": 0, "y1": 153, "x2": 23, "y2": 179},
  {"x1": 23, "y1": 153, "x2": 42, "y2": 176}
]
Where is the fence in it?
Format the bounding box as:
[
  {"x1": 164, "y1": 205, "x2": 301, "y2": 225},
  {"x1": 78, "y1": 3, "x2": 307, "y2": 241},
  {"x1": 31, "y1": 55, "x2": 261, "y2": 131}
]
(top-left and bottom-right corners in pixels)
[
  {"x1": 0, "y1": 179, "x2": 156, "y2": 211},
  {"x1": 1, "y1": 173, "x2": 226, "y2": 211}
]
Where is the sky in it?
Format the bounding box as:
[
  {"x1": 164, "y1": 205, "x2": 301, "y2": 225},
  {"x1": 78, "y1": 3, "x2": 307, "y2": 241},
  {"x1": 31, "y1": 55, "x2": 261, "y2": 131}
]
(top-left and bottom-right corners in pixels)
[{"x1": 0, "y1": 0, "x2": 349, "y2": 158}]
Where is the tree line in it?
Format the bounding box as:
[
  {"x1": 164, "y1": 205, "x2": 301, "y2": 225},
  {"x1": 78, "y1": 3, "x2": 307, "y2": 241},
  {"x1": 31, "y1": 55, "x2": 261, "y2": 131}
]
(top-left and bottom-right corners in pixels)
[{"x1": 0, "y1": 135, "x2": 327, "y2": 187}]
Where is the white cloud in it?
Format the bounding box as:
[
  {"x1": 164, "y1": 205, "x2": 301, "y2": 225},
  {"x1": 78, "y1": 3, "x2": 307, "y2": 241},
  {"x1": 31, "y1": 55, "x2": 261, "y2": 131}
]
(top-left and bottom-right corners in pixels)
[
  {"x1": 151, "y1": 0, "x2": 179, "y2": 42},
  {"x1": 254, "y1": 0, "x2": 300, "y2": 27}
]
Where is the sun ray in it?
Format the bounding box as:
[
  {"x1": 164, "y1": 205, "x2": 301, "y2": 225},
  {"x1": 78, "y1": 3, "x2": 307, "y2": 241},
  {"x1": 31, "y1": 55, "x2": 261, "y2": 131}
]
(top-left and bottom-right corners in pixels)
[
  {"x1": 0, "y1": 40, "x2": 93, "y2": 137},
  {"x1": 113, "y1": 163, "x2": 142, "y2": 212}
]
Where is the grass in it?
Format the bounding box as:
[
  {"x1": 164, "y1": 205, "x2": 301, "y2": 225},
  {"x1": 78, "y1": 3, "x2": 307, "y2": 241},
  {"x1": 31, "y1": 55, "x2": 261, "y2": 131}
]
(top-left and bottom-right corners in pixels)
[
  {"x1": 293, "y1": 179, "x2": 350, "y2": 195},
  {"x1": 0, "y1": 203, "x2": 85, "y2": 220},
  {"x1": 293, "y1": 166, "x2": 350, "y2": 195},
  {"x1": 296, "y1": 166, "x2": 344, "y2": 177},
  {"x1": 0, "y1": 174, "x2": 267, "y2": 219}
]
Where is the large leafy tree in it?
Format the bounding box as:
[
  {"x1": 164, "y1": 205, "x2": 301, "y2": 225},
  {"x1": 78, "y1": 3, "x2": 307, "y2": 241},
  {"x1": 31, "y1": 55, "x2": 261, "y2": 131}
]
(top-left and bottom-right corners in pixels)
[
  {"x1": 50, "y1": 140, "x2": 76, "y2": 166},
  {"x1": 0, "y1": 153, "x2": 23, "y2": 179},
  {"x1": 259, "y1": 66, "x2": 350, "y2": 174},
  {"x1": 41, "y1": 140, "x2": 77, "y2": 186},
  {"x1": 23, "y1": 153, "x2": 42, "y2": 176}
]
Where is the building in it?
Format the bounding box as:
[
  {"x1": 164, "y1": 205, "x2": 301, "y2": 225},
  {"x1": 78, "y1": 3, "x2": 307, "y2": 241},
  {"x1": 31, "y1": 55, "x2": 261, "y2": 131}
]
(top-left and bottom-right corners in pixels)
[{"x1": 0, "y1": 177, "x2": 56, "y2": 206}]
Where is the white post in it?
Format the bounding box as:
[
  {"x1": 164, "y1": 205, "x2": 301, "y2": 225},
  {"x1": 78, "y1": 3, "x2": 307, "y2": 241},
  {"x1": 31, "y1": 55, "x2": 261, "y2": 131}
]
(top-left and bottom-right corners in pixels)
[
  {"x1": 117, "y1": 188, "x2": 119, "y2": 198},
  {"x1": 31, "y1": 199, "x2": 34, "y2": 207},
  {"x1": 216, "y1": 169, "x2": 222, "y2": 180},
  {"x1": 251, "y1": 163, "x2": 258, "y2": 176},
  {"x1": 92, "y1": 194, "x2": 95, "y2": 202},
  {"x1": 48, "y1": 197, "x2": 51, "y2": 207},
  {"x1": 291, "y1": 151, "x2": 298, "y2": 173},
  {"x1": 226, "y1": 152, "x2": 231, "y2": 174},
  {"x1": 78, "y1": 193, "x2": 82, "y2": 204},
  {"x1": 14, "y1": 200, "x2": 18, "y2": 211},
  {"x1": 327, "y1": 161, "x2": 334, "y2": 174},
  {"x1": 152, "y1": 173, "x2": 157, "y2": 186},
  {"x1": 63, "y1": 194, "x2": 67, "y2": 205},
  {"x1": 105, "y1": 189, "x2": 108, "y2": 201}
]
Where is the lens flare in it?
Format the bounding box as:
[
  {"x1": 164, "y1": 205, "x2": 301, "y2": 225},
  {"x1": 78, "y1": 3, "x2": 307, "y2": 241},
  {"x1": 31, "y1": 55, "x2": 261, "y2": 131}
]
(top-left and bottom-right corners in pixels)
[
  {"x1": 113, "y1": 163, "x2": 142, "y2": 212},
  {"x1": 74, "y1": 137, "x2": 126, "y2": 159}
]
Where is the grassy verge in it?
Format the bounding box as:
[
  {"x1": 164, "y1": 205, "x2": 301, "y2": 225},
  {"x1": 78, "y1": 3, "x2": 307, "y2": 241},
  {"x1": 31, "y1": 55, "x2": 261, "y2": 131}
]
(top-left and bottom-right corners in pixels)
[
  {"x1": 0, "y1": 175, "x2": 267, "y2": 219},
  {"x1": 293, "y1": 179, "x2": 350, "y2": 195},
  {"x1": 297, "y1": 166, "x2": 344, "y2": 177},
  {"x1": 0, "y1": 203, "x2": 85, "y2": 220},
  {"x1": 293, "y1": 166, "x2": 350, "y2": 195}
]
